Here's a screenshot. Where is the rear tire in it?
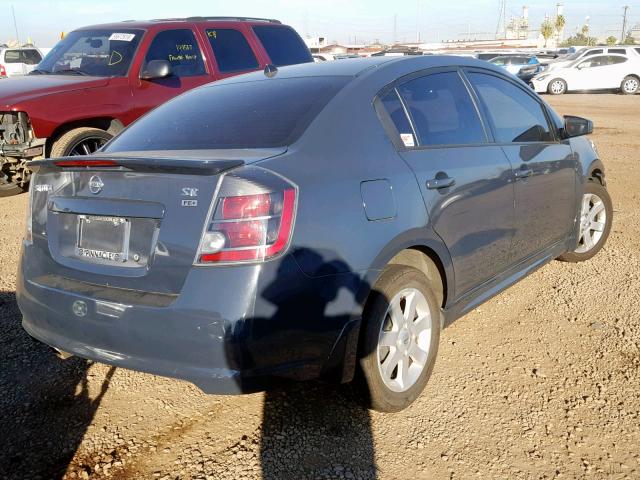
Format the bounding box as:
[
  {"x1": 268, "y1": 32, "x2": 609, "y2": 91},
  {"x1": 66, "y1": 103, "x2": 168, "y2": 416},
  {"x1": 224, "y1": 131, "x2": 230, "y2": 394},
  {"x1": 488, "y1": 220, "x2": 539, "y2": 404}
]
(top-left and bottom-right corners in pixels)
[
  {"x1": 357, "y1": 265, "x2": 440, "y2": 412},
  {"x1": 50, "y1": 127, "x2": 113, "y2": 158},
  {"x1": 548, "y1": 78, "x2": 567, "y2": 95},
  {"x1": 620, "y1": 76, "x2": 639, "y2": 95},
  {"x1": 558, "y1": 181, "x2": 612, "y2": 263}
]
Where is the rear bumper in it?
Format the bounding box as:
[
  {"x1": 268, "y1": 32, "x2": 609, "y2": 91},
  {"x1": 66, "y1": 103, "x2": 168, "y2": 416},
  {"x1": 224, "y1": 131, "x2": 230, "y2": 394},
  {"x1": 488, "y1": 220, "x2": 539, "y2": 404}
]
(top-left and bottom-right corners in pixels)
[{"x1": 17, "y1": 247, "x2": 363, "y2": 393}]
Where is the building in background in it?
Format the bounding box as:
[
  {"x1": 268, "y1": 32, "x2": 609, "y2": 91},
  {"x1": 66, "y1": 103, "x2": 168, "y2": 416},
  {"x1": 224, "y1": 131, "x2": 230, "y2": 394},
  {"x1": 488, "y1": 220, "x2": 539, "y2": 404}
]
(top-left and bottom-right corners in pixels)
[{"x1": 630, "y1": 23, "x2": 640, "y2": 43}]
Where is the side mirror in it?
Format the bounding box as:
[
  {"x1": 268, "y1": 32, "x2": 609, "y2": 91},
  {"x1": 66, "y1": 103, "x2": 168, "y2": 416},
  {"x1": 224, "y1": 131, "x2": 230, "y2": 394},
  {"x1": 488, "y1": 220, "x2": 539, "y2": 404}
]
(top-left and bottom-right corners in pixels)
[
  {"x1": 564, "y1": 115, "x2": 593, "y2": 138},
  {"x1": 140, "y1": 59, "x2": 172, "y2": 80}
]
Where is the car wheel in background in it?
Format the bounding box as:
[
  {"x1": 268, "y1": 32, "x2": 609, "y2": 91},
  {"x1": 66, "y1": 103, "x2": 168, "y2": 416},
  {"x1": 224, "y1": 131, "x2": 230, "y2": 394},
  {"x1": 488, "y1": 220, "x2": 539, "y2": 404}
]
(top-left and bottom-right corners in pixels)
[
  {"x1": 358, "y1": 265, "x2": 440, "y2": 412},
  {"x1": 0, "y1": 176, "x2": 26, "y2": 197},
  {"x1": 558, "y1": 181, "x2": 613, "y2": 263},
  {"x1": 620, "y1": 76, "x2": 639, "y2": 95},
  {"x1": 50, "y1": 127, "x2": 113, "y2": 157},
  {"x1": 548, "y1": 78, "x2": 567, "y2": 95}
]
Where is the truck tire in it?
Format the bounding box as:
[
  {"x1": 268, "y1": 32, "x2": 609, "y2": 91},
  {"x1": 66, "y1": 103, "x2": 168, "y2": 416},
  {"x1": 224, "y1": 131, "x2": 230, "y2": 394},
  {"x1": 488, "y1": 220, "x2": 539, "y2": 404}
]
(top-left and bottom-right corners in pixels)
[
  {"x1": 357, "y1": 265, "x2": 441, "y2": 412},
  {"x1": 0, "y1": 157, "x2": 29, "y2": 197},
  {"x1": 0, "y1": 177, "x2": 25, "y2": 197},
  {"x1": 50, "y1": 127, "x2": 113, "y2": 158}
]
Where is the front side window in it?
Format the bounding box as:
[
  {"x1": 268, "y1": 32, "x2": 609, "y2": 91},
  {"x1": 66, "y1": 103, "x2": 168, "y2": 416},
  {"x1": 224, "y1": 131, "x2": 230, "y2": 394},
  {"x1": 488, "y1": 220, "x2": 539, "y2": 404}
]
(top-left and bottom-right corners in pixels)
[
  {"x1": 584, "y1": 49, "x2": 604, "y2": 57},
  {"x1": 252, "y1": 26, "x2": 312, "y2": 66},
  {"x1": 36, "y1": 29, "x2": 143, "y2": 76},
  {"x1": 468, "y1": 72, "x2": 553, "y2": 143},
  {"x1": 145, "y1": 29, "x2": 206, "y2": 77},
  {"x1": 395, "y1": 71, "x2": 486, "y2": 146},
  {"x1": 206, "y1": 29, "x2": 258, "y2": 72},
  {"x1": 21, "y1": 49, "x2": 42, "y2": 65}
]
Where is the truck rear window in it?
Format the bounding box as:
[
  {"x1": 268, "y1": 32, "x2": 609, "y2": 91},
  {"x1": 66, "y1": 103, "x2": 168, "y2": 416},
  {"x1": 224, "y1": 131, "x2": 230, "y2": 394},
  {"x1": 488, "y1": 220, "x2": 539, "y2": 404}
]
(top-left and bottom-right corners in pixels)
[
  {"x1": 252, "y1": 26, "x2": 313, "y2": 67},
  {"x1": 104, "y1": 76, "x2": 349, "y2": 151}
]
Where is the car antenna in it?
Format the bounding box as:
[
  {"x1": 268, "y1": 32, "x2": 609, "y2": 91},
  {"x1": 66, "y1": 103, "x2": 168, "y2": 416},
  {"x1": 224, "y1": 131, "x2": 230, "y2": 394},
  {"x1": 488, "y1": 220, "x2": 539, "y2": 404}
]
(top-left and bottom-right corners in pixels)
[{"x1": 264, "y1": 64, "x2": 278, "y2": 78}]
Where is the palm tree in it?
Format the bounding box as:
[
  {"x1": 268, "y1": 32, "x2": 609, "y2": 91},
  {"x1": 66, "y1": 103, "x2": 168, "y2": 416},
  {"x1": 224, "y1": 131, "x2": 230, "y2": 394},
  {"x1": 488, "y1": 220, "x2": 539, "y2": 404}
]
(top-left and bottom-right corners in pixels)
[
  {"x1": 541, "y1": 20, "x2": 555, "y2": 48},
  {"x1": 581, "y1": 24, "x2": 592, "y2": 46},
  {"x1": 606, "y1": 36, "x2": 617, "y2": 46}
]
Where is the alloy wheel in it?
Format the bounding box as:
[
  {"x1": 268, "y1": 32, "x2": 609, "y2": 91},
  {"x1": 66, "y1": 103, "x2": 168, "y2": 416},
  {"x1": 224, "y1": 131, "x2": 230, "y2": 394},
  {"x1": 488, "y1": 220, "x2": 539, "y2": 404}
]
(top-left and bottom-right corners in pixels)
[
  {"x1": 377, "y1": 288, "x2": 432, "y2": 393},
  {"x1": 623, "y1": 78, "x2": 639, "y2": 94},
  {"x1": 575, "y1": 192, "x2": 607, "y2": 253},
  {"x1": 550, "y1": 80, "x2": 565, "y2": 94}
]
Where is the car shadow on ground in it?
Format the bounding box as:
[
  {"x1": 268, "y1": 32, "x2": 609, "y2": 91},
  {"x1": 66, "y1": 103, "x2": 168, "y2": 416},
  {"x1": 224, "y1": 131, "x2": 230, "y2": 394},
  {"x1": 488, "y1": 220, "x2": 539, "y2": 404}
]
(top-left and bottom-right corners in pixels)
[
  {"x1": 235, "y1": 249, "x2": 379, "y2": 479},
  {"x1": 0, "y1": 290, "x2": 115, "y2": 480}
]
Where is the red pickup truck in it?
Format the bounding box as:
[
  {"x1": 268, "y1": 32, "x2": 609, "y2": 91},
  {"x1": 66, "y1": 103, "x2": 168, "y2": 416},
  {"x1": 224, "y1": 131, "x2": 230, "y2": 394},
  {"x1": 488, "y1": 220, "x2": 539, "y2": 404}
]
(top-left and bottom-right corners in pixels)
[{"x1": 0, "y1": 17, "x2": 312, "y2": 196}]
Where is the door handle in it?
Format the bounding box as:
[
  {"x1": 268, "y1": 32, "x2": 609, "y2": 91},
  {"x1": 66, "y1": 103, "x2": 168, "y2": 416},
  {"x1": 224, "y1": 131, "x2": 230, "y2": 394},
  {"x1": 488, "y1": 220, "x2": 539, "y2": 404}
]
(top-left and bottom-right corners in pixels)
[
  {"x1": 426, "y1": 175, "x2": 455, "y2": 190},
  {"x1": 514, "y1": 167, "x2": 533, "y2": 179}
]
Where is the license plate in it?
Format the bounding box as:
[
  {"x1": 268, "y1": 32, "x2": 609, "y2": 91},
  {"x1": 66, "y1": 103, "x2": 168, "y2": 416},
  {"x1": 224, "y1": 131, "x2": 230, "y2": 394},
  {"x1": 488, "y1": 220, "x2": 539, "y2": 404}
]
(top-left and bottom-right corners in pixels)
[{"x1": 76, "y1": 215, "x2": 130, "y2": 262}]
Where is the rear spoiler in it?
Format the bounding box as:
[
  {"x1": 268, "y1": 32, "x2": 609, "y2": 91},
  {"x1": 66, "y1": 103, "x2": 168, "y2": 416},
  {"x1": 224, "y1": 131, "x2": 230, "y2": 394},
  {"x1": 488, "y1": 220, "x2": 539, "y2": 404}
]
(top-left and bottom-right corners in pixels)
[{"x1": 28, "y1": 156, "x2": 244, "y2": 175}]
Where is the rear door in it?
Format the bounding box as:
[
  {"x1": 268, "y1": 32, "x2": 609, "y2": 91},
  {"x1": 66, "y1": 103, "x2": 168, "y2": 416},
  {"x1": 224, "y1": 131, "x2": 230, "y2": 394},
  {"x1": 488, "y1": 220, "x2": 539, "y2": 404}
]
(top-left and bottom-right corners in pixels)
[
  {"x1": 466, "y1": 70, "x2": 576, "y2": 262},
  {"x1": 201, "y1": 25, "x2": 262, "y2": 79},
  {"x1": 131, "y1": 27, "x2": 212, "y2": 118},
  {"x1": 378, "y1": 69, "x2": 516, "y2": 297}
]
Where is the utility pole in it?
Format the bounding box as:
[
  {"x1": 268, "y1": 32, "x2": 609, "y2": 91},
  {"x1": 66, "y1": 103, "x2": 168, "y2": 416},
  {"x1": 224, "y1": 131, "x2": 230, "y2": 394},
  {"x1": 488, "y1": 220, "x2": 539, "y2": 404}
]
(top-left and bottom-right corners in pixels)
[
  {"x1": 496, "y1": 0, "x2": 507, "y2": 39},
  {"x1": 622, "y1": 5, "x2": 630, "y2": 44},
  {"x1": 11, "y1": 4, "x2": 20, "y2": 43},
  {"x1": 393, "y1": 14, "x2": 398, "y2": 45},
  {"x1": 416, "y1": 0, "x2": 421, "y2": 43}
]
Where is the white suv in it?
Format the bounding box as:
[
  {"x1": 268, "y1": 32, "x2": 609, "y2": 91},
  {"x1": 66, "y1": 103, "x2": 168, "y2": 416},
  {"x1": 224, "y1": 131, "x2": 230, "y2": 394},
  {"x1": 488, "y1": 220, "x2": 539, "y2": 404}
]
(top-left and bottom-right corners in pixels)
[
  {"x1": 0, "y1": 46, "x2": 43, "y2": 78},
  {"x1": 542, "y1": 46, "x2": 640, "y2": 72}
]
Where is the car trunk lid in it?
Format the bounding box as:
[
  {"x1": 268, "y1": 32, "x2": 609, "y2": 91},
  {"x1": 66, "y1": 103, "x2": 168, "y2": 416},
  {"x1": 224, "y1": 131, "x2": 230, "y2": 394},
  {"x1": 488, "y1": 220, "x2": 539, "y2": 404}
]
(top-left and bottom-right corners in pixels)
[{"x1": 28, "y1": 148, "x2": 285, "y2": 296}]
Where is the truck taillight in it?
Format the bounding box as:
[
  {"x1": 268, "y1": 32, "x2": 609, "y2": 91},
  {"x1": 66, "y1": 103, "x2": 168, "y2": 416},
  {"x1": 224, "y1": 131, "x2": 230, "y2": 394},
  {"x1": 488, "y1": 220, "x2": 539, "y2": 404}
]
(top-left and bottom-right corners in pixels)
[
  {"x1": 0, "y1": 65, "x2": 6, "y2": 77},
  {"x1": 196, "y1": 168, "x2": 297, "y2": 264}
]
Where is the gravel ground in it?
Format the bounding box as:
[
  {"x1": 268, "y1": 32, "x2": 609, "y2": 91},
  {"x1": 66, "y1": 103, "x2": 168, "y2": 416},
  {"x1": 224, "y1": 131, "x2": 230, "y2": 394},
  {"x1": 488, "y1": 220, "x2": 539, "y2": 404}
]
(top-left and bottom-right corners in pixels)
[{"x1": 0, "y1": 93, "x2": 639, "y2": 480}]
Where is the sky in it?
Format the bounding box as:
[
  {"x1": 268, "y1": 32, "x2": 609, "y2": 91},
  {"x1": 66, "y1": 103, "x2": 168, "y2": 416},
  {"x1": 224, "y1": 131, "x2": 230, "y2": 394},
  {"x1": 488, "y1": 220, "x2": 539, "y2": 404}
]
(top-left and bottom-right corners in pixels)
[{"x1": 1, "y1": 0, "x2": 639, "y2": 47}]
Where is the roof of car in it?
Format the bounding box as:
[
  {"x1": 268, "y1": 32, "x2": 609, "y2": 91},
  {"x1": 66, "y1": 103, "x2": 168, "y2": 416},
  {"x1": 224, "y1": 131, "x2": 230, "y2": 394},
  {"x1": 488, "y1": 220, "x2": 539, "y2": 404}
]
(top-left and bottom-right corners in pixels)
[
  {"x1": 78, "y1": 17, "x2": 284, "y2": 31},
  {"x1": 209, "y1": 55, "x2": 506, "y2": 87}
]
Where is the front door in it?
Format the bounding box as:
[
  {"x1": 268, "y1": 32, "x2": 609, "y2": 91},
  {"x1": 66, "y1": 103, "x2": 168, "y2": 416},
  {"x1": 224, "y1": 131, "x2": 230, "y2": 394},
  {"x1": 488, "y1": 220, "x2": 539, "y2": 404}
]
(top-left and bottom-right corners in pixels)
[
  {"x1": 379, "y1": 70, "x2": 516, "y2": 298},
  {"x1": 466, "y1": 70, "x2": 576, "y2": 262},
  {"x1": 131, "y1": 28, "x2": 212, "y2": 120}
]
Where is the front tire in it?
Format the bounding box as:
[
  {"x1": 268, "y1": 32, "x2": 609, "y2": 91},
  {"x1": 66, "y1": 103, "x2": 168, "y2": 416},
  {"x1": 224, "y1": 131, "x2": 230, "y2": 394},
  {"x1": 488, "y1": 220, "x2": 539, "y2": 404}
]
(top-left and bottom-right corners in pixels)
[
  {"x1": 548, "y1": 78, "x2": 567, "y2": 95},
  {"x1": 358, "y1": 265, "x2": 440, "y2": 412},
  {"x1": 50, "y1": 127, "x2": 113, "y2": 157},
  {"x1": 620, "y1": 76, "x2": 639, "y2": 95},
  {"x1": 558, "y1": 181, "x2": 612, "y2": 263}
]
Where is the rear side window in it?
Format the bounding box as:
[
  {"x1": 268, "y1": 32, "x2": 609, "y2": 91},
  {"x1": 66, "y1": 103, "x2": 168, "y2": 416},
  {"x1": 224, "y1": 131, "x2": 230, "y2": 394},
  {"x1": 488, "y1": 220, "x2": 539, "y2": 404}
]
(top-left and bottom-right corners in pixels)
[
  {"x1": 21, "y1": 49, "x2": 42, "y2": 65},
  {"x1": 252, "y1": 26, "x2": 312, "y2": 66},
  {"x1": 380, "y1": 90, "x2": 415, "y2": 147},
  {"x1": 469, "y1": 72, "x2": 553, "y2": 143},
  {"x1": 145, "y1": 29, "x2": 206, "y2": 77},
  {"x1": 4, "y1": 50, "x2": 20, "y2": 63},
  {"x1": 206, "y1": 29, "x2": 258, "y2": 72},
  {"x1": 395, "y1": 72, "x2": 486, "y2": 146},
  {"x1": 104, "y1": 76, "x2": 348, "y2": 151}
]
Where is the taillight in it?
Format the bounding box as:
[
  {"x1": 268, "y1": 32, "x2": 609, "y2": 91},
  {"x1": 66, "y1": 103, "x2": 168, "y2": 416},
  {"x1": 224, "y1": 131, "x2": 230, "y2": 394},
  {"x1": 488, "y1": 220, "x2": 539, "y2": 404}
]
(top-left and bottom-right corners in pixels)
[
  {"x1": 196, "y1": 168, "x2": 297, "y2": 264},
  {"x1": 0, "y1": 65, "x2": 6, "y2": 77},
  {"x1": 54, "y1": 159, "x2": 118, "y2": 167},
  {"x1": 24, "y1": 182, "x2": 34, "y2": 244}
]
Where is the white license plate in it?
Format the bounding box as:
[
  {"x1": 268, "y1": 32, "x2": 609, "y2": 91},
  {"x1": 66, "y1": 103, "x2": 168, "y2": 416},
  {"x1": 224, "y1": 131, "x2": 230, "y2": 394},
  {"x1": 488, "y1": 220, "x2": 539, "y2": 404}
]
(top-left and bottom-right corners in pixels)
[{"x1": 76, "y1": 215, "x2": 130, "y2": 262}]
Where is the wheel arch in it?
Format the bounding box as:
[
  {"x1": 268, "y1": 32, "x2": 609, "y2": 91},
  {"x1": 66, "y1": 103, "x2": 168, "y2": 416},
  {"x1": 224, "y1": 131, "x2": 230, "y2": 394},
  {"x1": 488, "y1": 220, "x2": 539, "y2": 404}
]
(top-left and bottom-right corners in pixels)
[
  {"x1": 587, "y1": 159, "x2": 606, "y2": 186},
  {"x1": 45, "y1": 117, "x2": 125, "y2": 157}
]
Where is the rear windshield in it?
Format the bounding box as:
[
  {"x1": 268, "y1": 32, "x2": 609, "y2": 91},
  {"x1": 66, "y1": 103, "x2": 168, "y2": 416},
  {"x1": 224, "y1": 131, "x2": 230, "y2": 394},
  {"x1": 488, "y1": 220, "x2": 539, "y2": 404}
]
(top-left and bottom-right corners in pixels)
[
  {"x1": 104, "y1": 76, "x2": 349, "y2": 151},
  {"x1": 252, "y1": 26, "x2": 313, "y2": 66}
]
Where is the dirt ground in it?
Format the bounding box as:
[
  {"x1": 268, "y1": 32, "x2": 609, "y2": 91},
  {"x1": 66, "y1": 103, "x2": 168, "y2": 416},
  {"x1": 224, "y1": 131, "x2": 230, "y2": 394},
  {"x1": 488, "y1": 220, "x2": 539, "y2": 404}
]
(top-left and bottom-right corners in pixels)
[{"x1": 1, "y1": 93, "x2": 639, "y2": 480}]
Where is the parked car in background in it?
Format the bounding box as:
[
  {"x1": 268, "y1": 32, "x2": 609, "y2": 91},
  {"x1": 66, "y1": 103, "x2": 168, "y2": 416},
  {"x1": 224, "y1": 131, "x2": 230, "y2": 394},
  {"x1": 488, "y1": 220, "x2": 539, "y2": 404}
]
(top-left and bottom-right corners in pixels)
[
  {"x1": 540, "y1": 46, "x2": 640, "y2": 72},
  {"x1": 489, "y1": 55, "x2": 539, "y2": 75},
  {"x1": 0, "y1": 16, "x2": 312, "y2": 197},
  {"x1": 313, "y1": 53, "x2": 334, "y2": 62},
  {"x1": 532, "y1": 53, "x2": 640, "y2": 95},
  {"x1": 517, "y1": 63, "x2": 543, "y2": 84},
  {"x1": 0, "y1": 45, "x2": 43, "y2": 77},
  {"x1": 18, "y1": 56, "x2": 611, "y2": 412}
]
